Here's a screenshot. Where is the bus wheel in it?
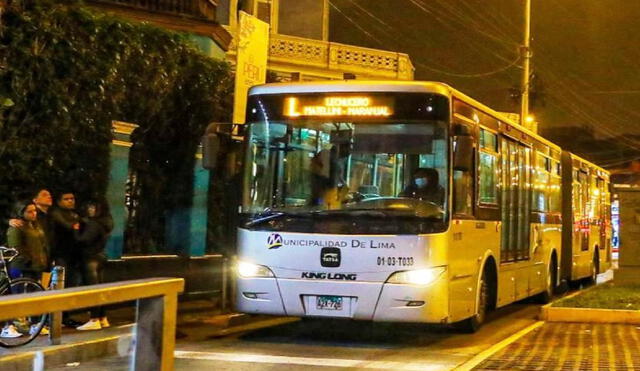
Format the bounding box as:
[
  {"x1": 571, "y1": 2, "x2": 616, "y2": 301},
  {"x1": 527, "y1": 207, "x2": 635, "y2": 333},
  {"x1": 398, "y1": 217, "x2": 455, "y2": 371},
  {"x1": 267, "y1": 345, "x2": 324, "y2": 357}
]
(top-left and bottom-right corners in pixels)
[
  {"x1": 537, "y1": 257, "x2": 557, "y2": 304},
  {"x1": 458, "y1": 269, "x2": 489, "y2": 333}
]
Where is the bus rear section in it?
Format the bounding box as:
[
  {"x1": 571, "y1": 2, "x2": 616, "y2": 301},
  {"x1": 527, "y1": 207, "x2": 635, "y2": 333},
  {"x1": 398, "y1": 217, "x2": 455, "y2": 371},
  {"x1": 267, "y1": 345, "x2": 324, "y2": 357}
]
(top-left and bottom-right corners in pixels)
[{"x1": 560, "y1": 152, "x2": 612, "y2": 284}]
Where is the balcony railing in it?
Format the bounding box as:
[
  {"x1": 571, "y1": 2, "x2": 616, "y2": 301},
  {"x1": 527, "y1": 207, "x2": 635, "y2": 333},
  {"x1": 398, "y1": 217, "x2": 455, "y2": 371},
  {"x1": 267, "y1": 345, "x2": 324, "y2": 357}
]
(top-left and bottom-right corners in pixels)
[
  {"x1": 269, "y1": 34, "x2": 414, "y2": 80},
  {"x1": 90, "y1": 0, "x2": 217, "y2": 21},
  {"x1": 227, "y1": 32, "x2": 414, "y2": 80}
]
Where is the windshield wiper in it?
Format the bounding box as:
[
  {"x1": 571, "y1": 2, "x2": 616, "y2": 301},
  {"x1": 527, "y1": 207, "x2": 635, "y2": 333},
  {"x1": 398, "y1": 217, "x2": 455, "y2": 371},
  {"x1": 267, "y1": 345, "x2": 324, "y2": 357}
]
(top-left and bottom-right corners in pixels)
[
  {"x1": 310, "y1": 209, "x2": 395, "y2": 217},
  {"x1": 246, "y1": 209, "x2": 318, "y2": 227},
  {"x1": 246, "y1": 211, "x2": 287, "y2": 227},
  {"x1": 312, "y1": 208, "x2": 444, "y2": 219}
]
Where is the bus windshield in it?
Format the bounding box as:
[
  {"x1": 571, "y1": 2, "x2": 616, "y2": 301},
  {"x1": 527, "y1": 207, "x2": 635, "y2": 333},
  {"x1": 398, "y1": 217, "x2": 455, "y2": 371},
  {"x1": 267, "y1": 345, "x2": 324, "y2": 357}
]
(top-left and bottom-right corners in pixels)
[{"x1": 242, "y1": 117, "x2": 449, "y2": 232}]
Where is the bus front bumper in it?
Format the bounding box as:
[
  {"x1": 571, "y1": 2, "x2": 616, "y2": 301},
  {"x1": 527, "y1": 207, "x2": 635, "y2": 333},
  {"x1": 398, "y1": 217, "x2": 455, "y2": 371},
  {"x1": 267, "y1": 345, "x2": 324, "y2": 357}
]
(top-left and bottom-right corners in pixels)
[{"x1": 236, "y1": 277, "x2": 449, "y2": 323}]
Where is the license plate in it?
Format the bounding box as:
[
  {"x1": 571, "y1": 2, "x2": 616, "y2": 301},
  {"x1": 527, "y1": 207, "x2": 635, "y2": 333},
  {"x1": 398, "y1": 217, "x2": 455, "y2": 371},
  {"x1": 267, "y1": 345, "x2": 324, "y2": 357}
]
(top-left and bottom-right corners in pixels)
[{"x1": 316, "y1": 295, "x2": 343, "y2": 310}]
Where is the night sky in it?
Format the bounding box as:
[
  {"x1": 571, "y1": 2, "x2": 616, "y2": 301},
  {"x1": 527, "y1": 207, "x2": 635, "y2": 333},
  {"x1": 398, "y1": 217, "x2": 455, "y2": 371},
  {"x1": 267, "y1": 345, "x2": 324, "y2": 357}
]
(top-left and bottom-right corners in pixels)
[{"x1": 329, "y1": 0, "x2": 640, "y2": 166}]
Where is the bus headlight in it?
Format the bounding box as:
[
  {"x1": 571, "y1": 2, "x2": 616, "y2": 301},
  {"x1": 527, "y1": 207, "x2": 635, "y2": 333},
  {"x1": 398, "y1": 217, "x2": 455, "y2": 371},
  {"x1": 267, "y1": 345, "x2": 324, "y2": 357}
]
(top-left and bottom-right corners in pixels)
[
  {"x1": 237, "y1": 261, "x2": 275, "y2": 278},
  {"x1": 386, "y1": 267, "x2": 446, "y2": 285}
]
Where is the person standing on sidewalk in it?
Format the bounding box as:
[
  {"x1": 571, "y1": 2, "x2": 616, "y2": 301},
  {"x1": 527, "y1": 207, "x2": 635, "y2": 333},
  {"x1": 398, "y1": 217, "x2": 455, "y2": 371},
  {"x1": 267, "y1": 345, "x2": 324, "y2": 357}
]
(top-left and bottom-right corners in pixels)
[
  {"x1": 1, "y1": 201, "x2": 50, "y2": 338},
  {"x1": 74, "y1": 199, "x2": 113, "y2": 331},
  {"x1": 49, "y1": 190, "x2": 82, "y2": 328},
  {"x1": 8, "y1": 188, "x2": 55, "y2": 254}
]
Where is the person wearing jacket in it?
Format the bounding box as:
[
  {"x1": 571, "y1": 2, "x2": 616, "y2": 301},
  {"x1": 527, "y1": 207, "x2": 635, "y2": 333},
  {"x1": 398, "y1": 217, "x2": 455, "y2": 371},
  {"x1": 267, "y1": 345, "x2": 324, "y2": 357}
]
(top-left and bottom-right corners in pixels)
[
  {"x1": 8, "y1": 188, "x2": 55, "y2": 254},
  {"x1": 49, "y1": 191, "x2": 80, "y2": 268},
  {"x1": 6, "y1": 201, "x2": 48, "y2": 280},
  {"x1": 74, "y1": 200, "x2": 113, "y2": 331},
  {"x1": 1, "y1": 201, "x2": 49, "y2": 339},
  {"x1": 49, "y1": 191, "x2": 82, "y2": 328}
]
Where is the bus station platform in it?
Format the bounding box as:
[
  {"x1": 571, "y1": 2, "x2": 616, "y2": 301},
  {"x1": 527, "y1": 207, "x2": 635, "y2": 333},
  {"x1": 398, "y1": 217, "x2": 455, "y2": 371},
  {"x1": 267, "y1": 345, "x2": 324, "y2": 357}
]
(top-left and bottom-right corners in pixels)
[{"x1": 473, "y1": 322, "x2": 640, "y2": 370}]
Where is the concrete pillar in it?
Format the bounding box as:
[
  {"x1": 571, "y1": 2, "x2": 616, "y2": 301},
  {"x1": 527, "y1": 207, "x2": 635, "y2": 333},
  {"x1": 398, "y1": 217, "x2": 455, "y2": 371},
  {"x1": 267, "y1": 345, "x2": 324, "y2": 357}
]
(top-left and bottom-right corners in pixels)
[
  {"x1": 164, "y1": 147, "x2": 209, "y2": 257},
  {"x1": 614, "y1": 187, "x2": 640, "y2": 284},
  {"x1": 106, "y1": 121, "x2": 138, "y2": 259},
  {"x1": 190, "y1": 151, "x2": 210, "y2": 256}
]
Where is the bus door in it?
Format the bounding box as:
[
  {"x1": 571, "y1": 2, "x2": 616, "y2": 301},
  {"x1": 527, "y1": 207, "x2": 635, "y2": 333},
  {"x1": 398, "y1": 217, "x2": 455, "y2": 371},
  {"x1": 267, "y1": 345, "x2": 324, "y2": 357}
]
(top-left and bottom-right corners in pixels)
[
  {"x1": 500, "y1": 137, "x2": 532, "y2": 263},
  {"x1": 572, "y1": 168, "x2": 590, "y2": 278}
]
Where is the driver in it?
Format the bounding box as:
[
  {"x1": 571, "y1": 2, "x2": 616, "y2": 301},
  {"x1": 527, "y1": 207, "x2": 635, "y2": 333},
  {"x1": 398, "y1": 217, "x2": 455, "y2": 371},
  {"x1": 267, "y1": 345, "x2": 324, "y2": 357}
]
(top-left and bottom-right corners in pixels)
[{"x1": 400, "y1": 168, "x2": 445, "y2": 205}]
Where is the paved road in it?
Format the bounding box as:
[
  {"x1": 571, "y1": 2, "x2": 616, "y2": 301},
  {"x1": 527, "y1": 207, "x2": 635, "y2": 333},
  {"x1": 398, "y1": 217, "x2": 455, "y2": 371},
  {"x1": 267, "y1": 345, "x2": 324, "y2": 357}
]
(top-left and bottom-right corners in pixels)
[{"x1": 53, "y1": 302, "x2": 541, "y2": 370}]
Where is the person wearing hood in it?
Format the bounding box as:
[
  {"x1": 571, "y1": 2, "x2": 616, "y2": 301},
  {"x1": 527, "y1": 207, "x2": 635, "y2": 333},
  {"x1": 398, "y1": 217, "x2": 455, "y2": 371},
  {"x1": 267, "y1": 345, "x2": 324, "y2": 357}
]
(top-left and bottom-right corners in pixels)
[{"x1": 74, "y1": 200, "x2": 113, "y2": 331}]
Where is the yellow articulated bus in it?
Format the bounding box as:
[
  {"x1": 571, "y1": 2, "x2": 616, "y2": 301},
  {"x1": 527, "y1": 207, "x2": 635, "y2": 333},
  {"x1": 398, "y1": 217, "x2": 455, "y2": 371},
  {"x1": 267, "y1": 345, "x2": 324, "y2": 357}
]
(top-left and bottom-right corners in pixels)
[{"x1": 219, "y1": 80, "x2": 610, "y2": 332}]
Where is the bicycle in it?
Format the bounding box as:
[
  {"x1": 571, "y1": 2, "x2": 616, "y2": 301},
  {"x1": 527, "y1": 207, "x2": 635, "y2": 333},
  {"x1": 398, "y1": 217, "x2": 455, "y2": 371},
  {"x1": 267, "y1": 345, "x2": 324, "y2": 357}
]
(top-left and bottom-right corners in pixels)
[{"x1": 0, "y1": 246, "x2": 47, "y2": 348}]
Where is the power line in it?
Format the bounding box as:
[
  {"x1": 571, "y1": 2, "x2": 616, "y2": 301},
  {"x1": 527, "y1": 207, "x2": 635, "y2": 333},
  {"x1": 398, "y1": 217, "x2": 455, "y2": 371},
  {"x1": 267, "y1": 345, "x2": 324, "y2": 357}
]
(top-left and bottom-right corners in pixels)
[
  {"x1": 331, "y1": 0, "x2": 521, "y2": 78},
  {"x1": 588, "y1": 90, "x2": 640, "y2": 95},
  {"x1": 328, "y1": 2, "x2": 385, "y2": 48},
  {"x1": 415, "y1": 56, "x2": 520, "y2": 78}
]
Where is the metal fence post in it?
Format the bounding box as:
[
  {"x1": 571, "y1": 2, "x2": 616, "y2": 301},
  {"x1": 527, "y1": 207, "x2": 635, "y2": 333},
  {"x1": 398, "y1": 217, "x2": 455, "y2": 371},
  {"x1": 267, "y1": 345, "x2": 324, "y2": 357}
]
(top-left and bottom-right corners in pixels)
[
  {"x1": 132, "y1": 294, "x2": 177, "y2": 371},
  {"x1": 221, "y1": 257, "x2": 228, "y2": 313},
  {"x1": 230, "y1": 255, "x2": 237, "y2": 312},
  {"x1": 49, "y1": 266, "x2": 65, "y2": 345}
]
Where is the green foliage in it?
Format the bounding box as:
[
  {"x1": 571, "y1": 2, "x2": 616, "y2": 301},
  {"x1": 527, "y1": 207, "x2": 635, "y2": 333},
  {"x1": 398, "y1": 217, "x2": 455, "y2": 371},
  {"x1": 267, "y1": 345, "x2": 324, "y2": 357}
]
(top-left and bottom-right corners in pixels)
[{"x1": 0, "y1": 0, "x2": 232, "y2": 245}]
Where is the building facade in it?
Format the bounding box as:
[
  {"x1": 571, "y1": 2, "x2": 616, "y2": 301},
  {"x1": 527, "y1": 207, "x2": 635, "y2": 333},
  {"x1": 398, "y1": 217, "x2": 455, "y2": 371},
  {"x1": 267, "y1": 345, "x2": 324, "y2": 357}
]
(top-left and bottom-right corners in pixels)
[{"x1": 217, "y1": 0, "x2": 414, "y2": 81}]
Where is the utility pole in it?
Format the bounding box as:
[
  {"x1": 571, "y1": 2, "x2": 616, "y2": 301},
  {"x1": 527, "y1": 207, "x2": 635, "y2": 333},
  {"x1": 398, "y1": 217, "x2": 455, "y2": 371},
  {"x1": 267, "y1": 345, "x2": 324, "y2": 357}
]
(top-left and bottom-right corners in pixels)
[{"x1": 520, "y1": 0, "x2": 532, "y2": 127}]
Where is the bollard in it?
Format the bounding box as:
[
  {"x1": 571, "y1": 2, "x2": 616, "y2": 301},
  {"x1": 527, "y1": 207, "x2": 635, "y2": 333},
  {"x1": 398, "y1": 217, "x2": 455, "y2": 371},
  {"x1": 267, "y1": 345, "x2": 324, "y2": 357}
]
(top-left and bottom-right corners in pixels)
[
  {"x1": 49, "y1": 266, "x2": 65, "y2": 345},
  {"x1": 222, "y1": 258, "x2": 228, "y2": 313}
]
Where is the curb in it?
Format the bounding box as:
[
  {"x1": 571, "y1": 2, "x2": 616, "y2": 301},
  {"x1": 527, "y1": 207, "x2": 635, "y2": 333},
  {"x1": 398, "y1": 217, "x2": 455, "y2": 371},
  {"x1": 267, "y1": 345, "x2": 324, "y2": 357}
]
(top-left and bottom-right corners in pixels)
[
  {"x1": 0, "y1": 333, "x2": 133, "y2": 370},
  {"x1": 540, "y1": 282, "x2": 640, "y2": 324},
  {"x1": 537, "y1": 284, "x2": 590, "y2": 320},
  {"x1": 541, "y1": 305, "x2": 640, "y2": 324}
]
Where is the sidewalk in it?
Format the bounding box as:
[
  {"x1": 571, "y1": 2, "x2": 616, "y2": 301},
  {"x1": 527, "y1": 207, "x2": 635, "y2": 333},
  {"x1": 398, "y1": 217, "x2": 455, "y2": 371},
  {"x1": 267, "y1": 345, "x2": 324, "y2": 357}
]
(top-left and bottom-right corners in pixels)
[{"x1": 0, "y1": 300, "x2": 287, "y2": 369}]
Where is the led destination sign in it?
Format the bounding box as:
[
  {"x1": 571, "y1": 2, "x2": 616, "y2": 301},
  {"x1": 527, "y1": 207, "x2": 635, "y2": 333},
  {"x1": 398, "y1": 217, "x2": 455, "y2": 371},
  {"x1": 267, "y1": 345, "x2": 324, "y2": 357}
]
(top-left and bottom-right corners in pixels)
[{"x1": 284, "y1": 96, "x2": 393, "y2": 118}]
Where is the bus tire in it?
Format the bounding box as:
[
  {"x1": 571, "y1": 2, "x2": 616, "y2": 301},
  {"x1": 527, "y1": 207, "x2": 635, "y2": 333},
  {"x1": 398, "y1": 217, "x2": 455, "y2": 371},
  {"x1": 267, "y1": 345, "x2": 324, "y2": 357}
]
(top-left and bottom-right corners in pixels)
[
  {"x1": 457, "y1": 268, "x2": 490, "y2": 333},
  {"x1": 537, "y1": 255, "x2": 557, "y2": 304}
]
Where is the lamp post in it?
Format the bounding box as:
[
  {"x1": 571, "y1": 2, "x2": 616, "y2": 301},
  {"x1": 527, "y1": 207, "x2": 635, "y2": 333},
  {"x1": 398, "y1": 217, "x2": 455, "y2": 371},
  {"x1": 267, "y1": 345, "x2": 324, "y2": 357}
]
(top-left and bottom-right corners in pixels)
[{"x1": 520, "y1": 0, "x2": 532, "y2": 127}]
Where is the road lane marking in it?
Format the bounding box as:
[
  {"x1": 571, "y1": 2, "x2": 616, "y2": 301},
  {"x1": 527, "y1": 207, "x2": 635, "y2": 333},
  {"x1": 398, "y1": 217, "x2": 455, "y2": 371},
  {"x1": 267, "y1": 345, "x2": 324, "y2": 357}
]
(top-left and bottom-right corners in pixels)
[
  {"x1": 454, "y1": 321, "x2": 544, "y2": 371},
  {"x1": 174, "y1": 350, "x2": 449, "y2": 370}
]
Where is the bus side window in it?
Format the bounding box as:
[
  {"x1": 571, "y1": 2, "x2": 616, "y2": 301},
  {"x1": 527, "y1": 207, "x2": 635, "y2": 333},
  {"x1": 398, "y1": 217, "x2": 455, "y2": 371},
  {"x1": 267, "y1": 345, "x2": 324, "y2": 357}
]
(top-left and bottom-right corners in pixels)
[
  {"x1": 452, "y1": 123, "x2": 475, "y2": 217},
  {"x1": 478, "y1": 129, "x2": 499, "y2": 206}
]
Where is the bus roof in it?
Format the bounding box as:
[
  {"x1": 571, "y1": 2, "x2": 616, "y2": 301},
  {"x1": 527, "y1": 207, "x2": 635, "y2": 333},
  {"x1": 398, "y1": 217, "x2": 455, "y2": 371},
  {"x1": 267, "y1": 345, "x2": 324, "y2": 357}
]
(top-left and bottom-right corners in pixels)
[
  {"x1": 249, "y1": 80, "x2": 563, "y2": 152},
  {"x1": 569, "y1": 152, "x2": 610, "y2": 176},
  {"x1": 248, "y1": 80, "x2": 452, "y2": 96}
]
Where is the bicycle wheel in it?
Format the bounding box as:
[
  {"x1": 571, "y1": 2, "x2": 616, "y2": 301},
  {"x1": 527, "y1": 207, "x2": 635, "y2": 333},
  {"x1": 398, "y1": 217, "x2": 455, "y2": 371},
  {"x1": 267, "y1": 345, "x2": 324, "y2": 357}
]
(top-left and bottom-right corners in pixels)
[{"x1": 0, "y1": 278, "x2": 46, "y2": 348}]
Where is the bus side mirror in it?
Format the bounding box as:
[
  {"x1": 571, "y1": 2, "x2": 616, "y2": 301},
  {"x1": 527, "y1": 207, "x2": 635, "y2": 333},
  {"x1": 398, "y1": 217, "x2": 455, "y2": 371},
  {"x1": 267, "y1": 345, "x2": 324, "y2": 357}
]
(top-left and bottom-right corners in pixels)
[{"x1": 453, "y1": 135, "x2": 474, "y2": 172}]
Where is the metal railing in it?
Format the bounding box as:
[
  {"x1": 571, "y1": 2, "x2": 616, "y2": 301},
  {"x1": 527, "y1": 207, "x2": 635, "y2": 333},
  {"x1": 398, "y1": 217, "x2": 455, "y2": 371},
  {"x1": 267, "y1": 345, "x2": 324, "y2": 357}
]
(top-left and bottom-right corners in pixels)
[
  {"x1": 0, "y1": 278, "x2": 184, "y2": 370},
  {"x1": 89, "y1": 0, "x2": 217, "y2": 21},
  {"x1": 227, "y1": 32, "x2": 415, "y2": 80}
]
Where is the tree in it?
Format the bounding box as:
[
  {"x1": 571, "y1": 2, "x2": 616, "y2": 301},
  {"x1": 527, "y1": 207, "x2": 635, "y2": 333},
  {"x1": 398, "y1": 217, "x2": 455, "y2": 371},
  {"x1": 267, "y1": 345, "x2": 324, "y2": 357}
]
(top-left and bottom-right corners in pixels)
[{"x1": 0, "y1": 0, "x2": 232, "y2": 246}]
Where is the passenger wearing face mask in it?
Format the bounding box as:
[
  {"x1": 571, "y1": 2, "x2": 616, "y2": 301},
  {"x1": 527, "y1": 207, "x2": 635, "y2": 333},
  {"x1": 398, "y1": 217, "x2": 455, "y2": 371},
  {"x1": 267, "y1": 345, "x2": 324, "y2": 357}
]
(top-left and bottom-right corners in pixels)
[{"x1": 400, "y1": 168, "x2": 445, "y2": 206}]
